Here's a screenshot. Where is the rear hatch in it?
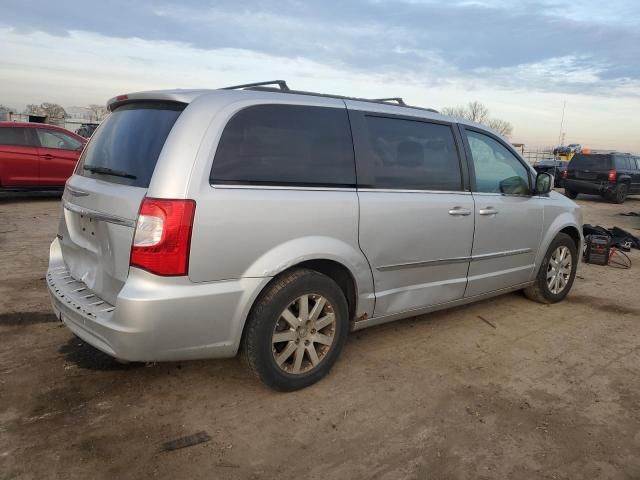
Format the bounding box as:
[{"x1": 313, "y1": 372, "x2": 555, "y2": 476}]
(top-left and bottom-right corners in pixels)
[
  {"x1": 567, "y1": 154, "x2": 612, "y2": 181},
  {"x1": 58, "y1": 101, "x2": 185, "y2": 305}
]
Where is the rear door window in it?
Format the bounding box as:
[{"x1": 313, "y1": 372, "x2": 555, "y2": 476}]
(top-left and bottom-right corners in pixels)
[
  {"x1": 211, "y1": 104, "x2": 355, "y2": 187},
  {"x1": 0, "y1": 127, "x2": 30, "y2": 146},
  {"x1": 615, "y1": 156, "x2": 632, "y2": 170},
  {"x1": 357, "y1": 115, "x2": 462, "y2": 190},
  {"x1": 36, "y1": 129, "x2": 83, "y2": 150},
  {"x1": 77, "y1": 102, "x2": 185, "y2": 187}
]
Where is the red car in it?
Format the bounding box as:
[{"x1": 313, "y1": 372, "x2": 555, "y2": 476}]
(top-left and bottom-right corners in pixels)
[{"x1": 0, "y1": 122, "x2": 87, "y2": 190}]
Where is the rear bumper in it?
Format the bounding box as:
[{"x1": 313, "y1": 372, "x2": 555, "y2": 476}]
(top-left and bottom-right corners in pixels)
[
  {"x1": 564, "y1": 179, "x2": 614, "y2": 195},
  {"x1": 47, "y1": 238, "x2": 270, "y2": 362}
]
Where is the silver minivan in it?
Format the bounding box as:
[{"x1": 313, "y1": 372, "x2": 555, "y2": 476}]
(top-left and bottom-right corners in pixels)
[{"x1": 47, "y1": 81, "x2": 582, "y2": 390}]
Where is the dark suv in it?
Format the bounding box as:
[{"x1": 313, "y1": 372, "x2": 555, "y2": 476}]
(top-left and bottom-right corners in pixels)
[{"x1": 564, "y1": 153, "x2": 640, "y2": 203}]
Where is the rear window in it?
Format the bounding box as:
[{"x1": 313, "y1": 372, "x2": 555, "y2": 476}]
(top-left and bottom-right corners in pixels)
[
  {"x1": 211, "y1": 104, "x2": 356, "y2": 187},
  {"x1": 78, "y1": 102, "x2": 185, "y2": 187},
  {"x1": 0, "y1": 127, "x2": 30, "y2": 146},
  {"x1": 569, "y1": 154, "x2": 612, "y2": 170}
]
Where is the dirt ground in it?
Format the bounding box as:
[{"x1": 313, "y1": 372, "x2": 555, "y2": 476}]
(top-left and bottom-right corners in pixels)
[{"x1": 1, "y1": 192, "x2": 639, "y2": 480}]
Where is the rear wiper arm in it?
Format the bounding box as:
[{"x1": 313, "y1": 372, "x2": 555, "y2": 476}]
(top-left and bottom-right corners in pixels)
[{"x1": 83, "y1": 165, "x2": 137, "y2": 179}]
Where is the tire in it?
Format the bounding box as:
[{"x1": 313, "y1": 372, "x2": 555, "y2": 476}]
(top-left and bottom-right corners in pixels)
[
  {"x1": 524, "y1": 232, "x2": 578, "y2": 304},
  {"x1": 611, "y1": 183, "x2": 628, "y2": 204},
  {"x1": 242, "y1": 268, "x2": 349, "y2": 391},
  {"x1": 565, "y1": 189, "x2": 578, "y2": 199}
]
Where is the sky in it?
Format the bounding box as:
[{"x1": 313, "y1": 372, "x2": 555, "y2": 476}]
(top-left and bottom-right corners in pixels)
[{"x1": 1, "y1": 0, "x2": 639, "y2": 151}]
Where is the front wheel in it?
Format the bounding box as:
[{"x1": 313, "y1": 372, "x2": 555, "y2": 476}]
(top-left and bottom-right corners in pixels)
[
  {"x1": 242, "y1": 268, "x2": 349, "y2": 391},
  {"x1": 524, "y1": 233, "x2": 577, "y2": 304}
]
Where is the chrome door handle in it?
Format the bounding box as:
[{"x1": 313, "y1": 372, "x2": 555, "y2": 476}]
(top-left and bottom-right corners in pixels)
[
  {"x1": 479, "y1": 207, "x2": 499, "y2": 216},
  {"x1": 448, "y1": 207, "x2": 472, "y2": 216}
]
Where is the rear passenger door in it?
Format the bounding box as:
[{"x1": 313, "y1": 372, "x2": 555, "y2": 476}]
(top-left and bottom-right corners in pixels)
[
  {"x1": 633, "y1": 158, "x2": 640, "y2": 194},
  {"x1": 348, "y1": 106, "x2": 475, "y2": 318},
  {"x1": 626, "y1": 157, "x2": 640, "y2": 194},
  {"x1": 35, "y1": 128, "x2": 83, "y2": 186},
  {"x1": 461, "y1": 127, "x2": 544, "y2": 297},
  {"x1": 0, "y1": 127, "x2": 40, "y2": 187}
]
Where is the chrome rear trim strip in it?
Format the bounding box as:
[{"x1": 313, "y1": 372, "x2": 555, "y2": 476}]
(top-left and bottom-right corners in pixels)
[{"x1": 63, "y1": 201, "x2": 136, "y2": 228}]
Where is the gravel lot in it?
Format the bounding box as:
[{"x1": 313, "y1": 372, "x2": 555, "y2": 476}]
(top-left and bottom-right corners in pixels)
[{"x1": 1, "y1": 192, "x2": 639, "y2": 480}]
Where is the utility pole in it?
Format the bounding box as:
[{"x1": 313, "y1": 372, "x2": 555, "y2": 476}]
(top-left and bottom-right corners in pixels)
[{"x1": 557, "y1": 100, "x2": 566, "y2": 147}]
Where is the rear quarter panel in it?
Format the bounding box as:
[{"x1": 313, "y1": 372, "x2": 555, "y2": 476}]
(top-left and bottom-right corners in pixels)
[{"x1": 188, "y1": 187, "x2": 375, "y2": 318}]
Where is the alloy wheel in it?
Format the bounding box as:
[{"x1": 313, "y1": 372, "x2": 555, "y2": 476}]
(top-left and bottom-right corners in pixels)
[
  {"x1": 272, "y1": 294, "x2": 336, "y2": 374},
  {"x1": 546, "y1": 246, "x2": 572, "y2": 295}
]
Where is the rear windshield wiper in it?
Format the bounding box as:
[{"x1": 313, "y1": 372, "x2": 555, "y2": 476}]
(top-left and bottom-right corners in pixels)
[{"x1": 83, "y1": 165, "x2": 137, "y2": 180}]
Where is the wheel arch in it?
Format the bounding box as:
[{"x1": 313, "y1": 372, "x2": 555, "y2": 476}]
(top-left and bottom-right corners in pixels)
[
  {"x1": 532, "y1": 214, "x2": 583, "y2": 281},
  {"x1": 231, "y1": 238, "x2": 376, "y2": 356}
]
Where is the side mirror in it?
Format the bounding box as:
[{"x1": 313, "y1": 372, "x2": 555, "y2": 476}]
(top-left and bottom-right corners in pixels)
[{"x1": 535, "y1": 172, "x2": 552, "y2": 195}]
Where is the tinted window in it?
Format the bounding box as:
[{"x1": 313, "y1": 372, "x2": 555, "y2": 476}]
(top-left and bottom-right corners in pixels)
[
  {"x1": 78, "y1": 102, "x2": 184, "y2": 187},
  {"x1": 615, "y1": 156, "x2": 633, "y2": 170},
  {"x1": 0, "y1": 127, "x2": 29, "y2": 146},
  {"x1": 466, "y1": 130, "x2": 530, "y2": 195},
  {"x1": 211, "y1": 105, "x2": 355, "y2": 187},
  {"x1": 361, "y1": 116, "x2": 462, "y2": 190},
  {"x1": 36, "y1": 129, "x2": 83, "y2": 150},
  {"x1": 570, "y1": 154, "x2": 612, "y2": 170}
]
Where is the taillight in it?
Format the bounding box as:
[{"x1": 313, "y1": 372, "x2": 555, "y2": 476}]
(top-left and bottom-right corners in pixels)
[
  {"x1": 130, "y1": 198, "x2": 196, "y2": 276},
  {"x1": 563, "y1": 169, "x2": 568, "y2": 178},
  {"x1": 608, "y1": 169, "x2": 617, "y2": 182}
]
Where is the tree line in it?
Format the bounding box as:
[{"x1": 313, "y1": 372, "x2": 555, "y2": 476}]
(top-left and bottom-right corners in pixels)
[
  {"x1": 1, "y1": 99, "x2": 514, "y2": 137},
  {"x1": 0, "y1": 102, "x2": 109, "y2": 122},
  {"x1": 441, "y1": 101, "x2": 513, "y2": 137}
]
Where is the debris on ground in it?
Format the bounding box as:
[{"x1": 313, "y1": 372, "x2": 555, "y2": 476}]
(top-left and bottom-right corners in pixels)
[{"x1": 161, "y1": 431, "x2": 211, "y2": 451}]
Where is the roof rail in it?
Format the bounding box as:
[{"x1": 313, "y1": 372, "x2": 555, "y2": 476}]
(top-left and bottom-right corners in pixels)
[
  {"x1": 222, "y1": 80, "x2": 290, "y2": 92},
  {"x1": 219, "y1": 80, "x2": 439, "y2": 114},
  {"x1": 371, "y1": 97, "x2": 406, "y2": 106}
]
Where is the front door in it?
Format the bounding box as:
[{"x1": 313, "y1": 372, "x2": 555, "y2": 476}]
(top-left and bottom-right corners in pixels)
[
  {"x1": 0, "y1": 127, "x2": 40, "y2": 186},
  {"x1": 462, "y1": 127, "x2": 544, "y2": 297},
  {"x1": 348, "y1": 108, "x2": 475, "y2": 318}
]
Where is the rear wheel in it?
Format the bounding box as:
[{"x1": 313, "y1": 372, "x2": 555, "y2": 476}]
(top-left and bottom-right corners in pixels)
[
  {"x1": 565, "y1": 189, "x2": 578, "y2": 199},
  {"x1": 242, "y1": 268, "x2": 349, "y2": 391},
  {"x1": 611, "y1": 183, "x2": 628, "y2": 204},
  {"x1": 524, "y1": 233, "x2": 577, "y2": 304}
]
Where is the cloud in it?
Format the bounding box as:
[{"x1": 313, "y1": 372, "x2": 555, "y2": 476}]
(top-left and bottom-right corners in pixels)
[{"x1": 1, "y1": 0, "x2": 639, "y2": 96}]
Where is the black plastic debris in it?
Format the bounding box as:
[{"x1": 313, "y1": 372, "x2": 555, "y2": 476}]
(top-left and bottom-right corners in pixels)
[{"x1": 162, "y1": 431, "x2": 211, "y2": 451}]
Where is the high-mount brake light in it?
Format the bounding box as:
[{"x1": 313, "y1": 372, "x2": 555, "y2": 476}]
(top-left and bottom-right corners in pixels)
[{"x1": 130, "y1": 198, "x2": 196, "y2": 276}]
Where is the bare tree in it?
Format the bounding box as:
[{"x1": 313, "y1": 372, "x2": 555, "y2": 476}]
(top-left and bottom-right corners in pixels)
[
  {"x1": 0, "y1": 104, "x2": 15, "y2": 112},
  {"x1": 440, "y1": 106, "x2": 468, "y2": 119},
  {"x1": 441, "y1": 100, "x2": 514, "y2": 138},
  {"x1": 486, "y1": 118, "x2": 513, "y2": 137},
  {"x1": 466, "y1": 101, "x2": 489, "y2": 124},
  {"x1": 88, "y1": 104, "x2": 108, "y2": 122},
  {"x1": 25, "y1": 102, "x2": 67, "y2": 119}
]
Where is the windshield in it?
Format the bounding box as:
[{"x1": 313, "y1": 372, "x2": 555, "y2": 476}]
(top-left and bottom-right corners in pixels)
[{"x1": 77, "y1": 102, "x2": 185, "y2": 187}]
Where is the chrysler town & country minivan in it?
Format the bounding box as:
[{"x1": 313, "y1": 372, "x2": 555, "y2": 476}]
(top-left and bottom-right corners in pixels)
[{"x1": 47, "y1": 81, "x2": 582, "y2": 390}]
